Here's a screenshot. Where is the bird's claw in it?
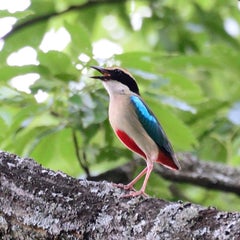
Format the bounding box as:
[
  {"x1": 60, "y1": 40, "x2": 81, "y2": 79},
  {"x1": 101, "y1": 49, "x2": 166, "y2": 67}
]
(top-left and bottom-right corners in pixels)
[
  {"x1": 112, "y1": 182, "x2": 135, "y2": 191},
  {"x1": 112, "y1": 183, "x2": 148, "y2": 198},
  {"x1": 120, "y1": 190, "x2": 148, "y2": 198}
]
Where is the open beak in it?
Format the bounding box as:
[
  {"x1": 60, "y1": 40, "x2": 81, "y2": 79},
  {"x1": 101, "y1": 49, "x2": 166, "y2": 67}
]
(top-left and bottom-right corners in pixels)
[{"x1": 90, "y1": 66, "x2": 111, "y2": 81}]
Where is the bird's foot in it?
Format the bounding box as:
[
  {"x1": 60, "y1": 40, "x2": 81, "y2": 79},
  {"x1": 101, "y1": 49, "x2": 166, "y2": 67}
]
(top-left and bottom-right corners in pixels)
[
  {"x1": 121, "y1": 189, "x2": 148, "y2": 198},
  {"x1": 112, "y1": 182, "x2": 135, "y2": 191},
  {"x1": 112, "y1": 183, "x2": 148, "y2": 197}
]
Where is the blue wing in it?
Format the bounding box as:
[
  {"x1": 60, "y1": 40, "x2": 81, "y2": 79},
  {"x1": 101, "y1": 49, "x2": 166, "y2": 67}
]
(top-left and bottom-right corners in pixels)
[{"x1": 130, "y1": 95, "x2": 174, "y2": 156}]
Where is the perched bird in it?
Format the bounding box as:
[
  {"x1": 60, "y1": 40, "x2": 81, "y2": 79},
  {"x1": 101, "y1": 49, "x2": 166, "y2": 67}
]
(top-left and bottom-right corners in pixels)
[{"x1": 91, "y1": 66, "x2": 180, "y2": 197}]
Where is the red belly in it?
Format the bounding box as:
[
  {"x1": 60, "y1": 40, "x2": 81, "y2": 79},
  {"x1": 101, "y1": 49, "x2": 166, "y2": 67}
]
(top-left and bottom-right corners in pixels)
[
  {"x1": 116, "y1": 130, "x2": 146, "y2": 159},
  {"x1": 116, "y1": 130, "x2": 178, "y2": 170}
]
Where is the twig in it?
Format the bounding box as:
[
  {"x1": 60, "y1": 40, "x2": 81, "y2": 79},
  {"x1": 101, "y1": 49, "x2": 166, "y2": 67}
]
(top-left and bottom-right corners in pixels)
[{"x1": 72, "y1": 129, "x2": 90, "y2": 178}]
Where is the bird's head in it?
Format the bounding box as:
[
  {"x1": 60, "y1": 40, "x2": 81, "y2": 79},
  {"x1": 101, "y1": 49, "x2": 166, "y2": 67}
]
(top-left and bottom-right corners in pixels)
[{"x1": 90, "y1": 66, "x2": 140, "y2": 96}]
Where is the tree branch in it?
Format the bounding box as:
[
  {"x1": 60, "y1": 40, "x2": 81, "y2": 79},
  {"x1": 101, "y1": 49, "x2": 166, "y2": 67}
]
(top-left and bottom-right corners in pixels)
[
  {"x1": 72, "y1": 130, "x2": 90, "y2": 178},
  {"x1": 0, "y1": 151, "x2": 240, "y2": 239},
  {"x1": 88, "y1": 153, "x2": 240, "y2": 196},
  {"x1": 156, "y1": 152, "x2": 240, "y2": 195}
]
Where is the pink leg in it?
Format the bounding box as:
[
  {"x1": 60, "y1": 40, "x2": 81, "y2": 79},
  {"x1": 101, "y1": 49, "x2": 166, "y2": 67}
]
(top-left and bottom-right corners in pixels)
[
  {"x1": 122, "y1": 162, "x2": 154, "y2": 198},
  {"x1": 113, "y1": 167, "x2": 147, "y2": 190},
  {"x1": 125, "y1": 167, "x2": 148, "y2": 189}
]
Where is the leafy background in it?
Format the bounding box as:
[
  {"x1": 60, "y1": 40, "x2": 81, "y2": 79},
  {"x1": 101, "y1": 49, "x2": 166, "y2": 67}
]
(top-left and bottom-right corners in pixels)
[{"x1": 0, "y1": 0, "x2": 240, "y2": 210}]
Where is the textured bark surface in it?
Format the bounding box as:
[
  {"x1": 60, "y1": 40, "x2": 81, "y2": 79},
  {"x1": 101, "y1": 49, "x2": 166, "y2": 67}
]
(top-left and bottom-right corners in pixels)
[{"x1": 0, "y1": 151, "x2": 240, "y2": 240}]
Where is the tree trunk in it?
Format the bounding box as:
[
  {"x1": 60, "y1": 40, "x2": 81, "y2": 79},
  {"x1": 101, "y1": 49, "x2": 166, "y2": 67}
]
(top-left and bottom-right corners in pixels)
[{"x1": 0, "y1": 151, "x2": 240, "y2": 239}]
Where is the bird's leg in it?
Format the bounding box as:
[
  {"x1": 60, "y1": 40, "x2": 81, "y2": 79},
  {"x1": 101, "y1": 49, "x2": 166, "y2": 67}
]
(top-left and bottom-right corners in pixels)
[
  {"x1": 124, "y1": 167, "x2": 148, "y2": 189},
  {"x1": 113, "y1": 167, "x2": 148, "y2": 191},
  {"x1": 121, "y1": 162, "x2": 153, "y2": 198}
]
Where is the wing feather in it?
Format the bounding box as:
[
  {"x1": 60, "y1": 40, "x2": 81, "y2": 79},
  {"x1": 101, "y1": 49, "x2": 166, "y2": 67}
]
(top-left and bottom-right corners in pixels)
[{"x1": 130, "y1": 95, "x2": 174, "y2": 159}]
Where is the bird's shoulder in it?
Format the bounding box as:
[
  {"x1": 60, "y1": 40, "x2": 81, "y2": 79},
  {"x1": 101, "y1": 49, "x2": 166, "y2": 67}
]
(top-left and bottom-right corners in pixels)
[{"x1": 129, "y1": 95, "x2": 157, "y2": 123}]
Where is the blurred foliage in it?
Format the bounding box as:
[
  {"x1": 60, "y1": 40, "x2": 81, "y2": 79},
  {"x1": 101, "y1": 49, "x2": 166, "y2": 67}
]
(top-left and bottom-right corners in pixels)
[{"x1": 0, "y1": 0, "x2": 240, "y2": 210}]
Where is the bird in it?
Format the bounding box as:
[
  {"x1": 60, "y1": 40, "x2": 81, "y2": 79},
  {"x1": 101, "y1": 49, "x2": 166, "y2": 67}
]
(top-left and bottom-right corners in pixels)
[{"x1": 90, "y1": 66, "x2": 180, "y2": 197}]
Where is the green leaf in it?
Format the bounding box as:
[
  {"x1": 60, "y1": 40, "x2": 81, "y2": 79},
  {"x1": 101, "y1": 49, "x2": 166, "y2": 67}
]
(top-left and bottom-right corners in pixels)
[
  {"x1": 161, "y1": 72, "x2": 204, "y2": 103},
  {"x1": 64, "y1": 21, "x2": 92, "y2": 58},
  {"x1": 32, "y1": 128, "x2": 82, "y2": 176},
  {"x1": 37, "y1": 50, "x2": 79, "y2": 80},
  {"x1": 53, "y1": 0, "x2": 87, "y2": 12},
  {"x1": 0, "y1": 65, "x2": 40, "y2": 83},
  {"x1": 0, "y1": 22, "x2": 47, "y2": 63},
  {"x1": 0, "y1": 10, "x2": 34, "y2": 19},
  {"x1": 115, "y1": 52, "x2": 156, "y2": 72},
  {"x1": 161, "y1": 55, "x2": 219, "y2": 70},
  {"x1": 0, "y1": 86, "x2": 20, "y2": 100},
  {"x1": 7, "y1": 104, "x2": 45, "y2": 133}
]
